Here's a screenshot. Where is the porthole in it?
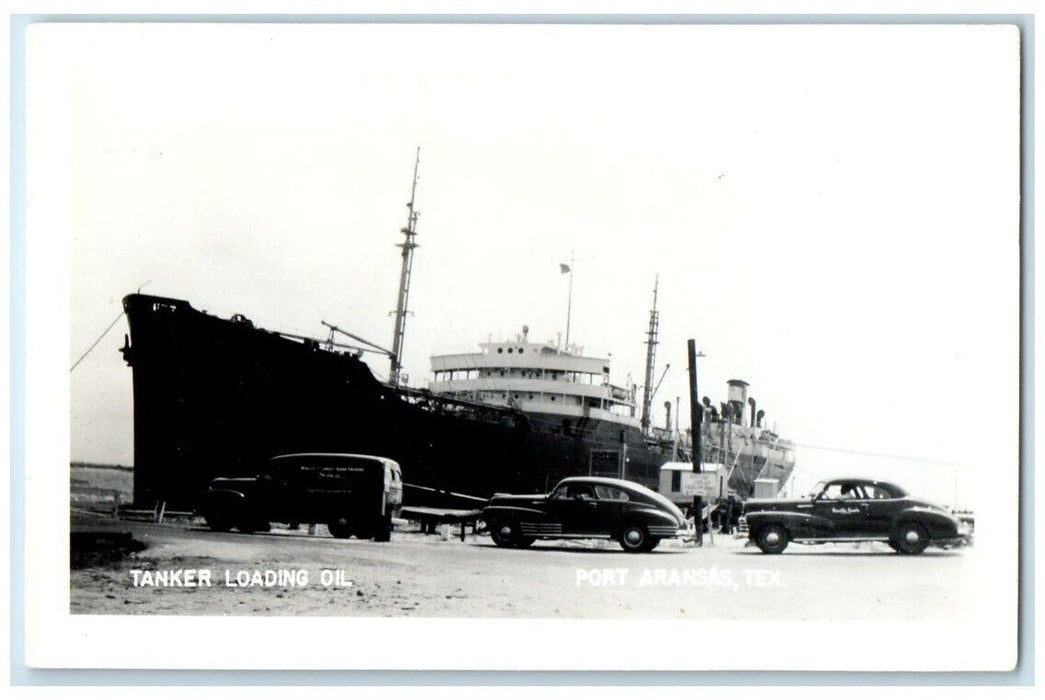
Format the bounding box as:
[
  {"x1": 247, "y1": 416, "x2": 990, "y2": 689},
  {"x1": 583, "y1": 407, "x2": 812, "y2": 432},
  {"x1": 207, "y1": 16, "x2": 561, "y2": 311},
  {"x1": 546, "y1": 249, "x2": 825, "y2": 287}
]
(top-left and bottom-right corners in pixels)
[
  {"x1": 519, "y1": 348, "x2": 525, "y2": 354},
  {"x1": 508, "y1": 348, "x2": 514, "y2": 353},
  {"x1": 497, "y1": 348, "x2": 503, "y2": 354}
]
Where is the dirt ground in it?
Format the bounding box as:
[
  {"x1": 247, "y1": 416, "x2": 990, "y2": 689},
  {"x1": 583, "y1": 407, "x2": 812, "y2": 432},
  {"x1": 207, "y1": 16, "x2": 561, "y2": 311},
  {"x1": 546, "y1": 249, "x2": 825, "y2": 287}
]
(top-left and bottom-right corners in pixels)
[{"x1": 70, "y1": 513, "x2": 976, "y2": 620}]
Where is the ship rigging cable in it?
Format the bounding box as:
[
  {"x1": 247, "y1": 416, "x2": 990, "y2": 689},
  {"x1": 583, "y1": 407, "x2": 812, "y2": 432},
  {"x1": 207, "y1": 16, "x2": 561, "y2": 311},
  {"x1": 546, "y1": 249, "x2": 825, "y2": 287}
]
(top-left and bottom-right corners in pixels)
[
  {"x1": 70, "y1": 310, "x2": 126, "y2": 373},
  {"x1": 789, "y1": 442, "x2": 975, "y2": 470}
]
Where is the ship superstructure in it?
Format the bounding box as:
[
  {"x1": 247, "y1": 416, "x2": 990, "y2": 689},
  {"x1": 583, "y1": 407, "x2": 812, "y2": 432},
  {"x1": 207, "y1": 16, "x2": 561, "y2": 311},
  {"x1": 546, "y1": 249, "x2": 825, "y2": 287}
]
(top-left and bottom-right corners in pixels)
[{"x1": 430, "y1": 329, "x2": 639, "y2": 428}]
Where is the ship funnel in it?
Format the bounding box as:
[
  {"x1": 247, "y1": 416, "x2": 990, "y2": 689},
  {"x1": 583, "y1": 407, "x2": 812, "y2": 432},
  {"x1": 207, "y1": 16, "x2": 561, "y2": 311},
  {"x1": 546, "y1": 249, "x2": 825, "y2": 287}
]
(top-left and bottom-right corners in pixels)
[
  {"x1": 664, "y1": 401, "x2": 673, "y2": 433},
  {"x1": 748, "y1": 397, "x2": 757, "y2": 427},
  {"x1": 756, "y1": 409, "x2": 765, "y2": 427},
  {"x1": 727, "y1": 379, "x2": 749, "y2": 424}
]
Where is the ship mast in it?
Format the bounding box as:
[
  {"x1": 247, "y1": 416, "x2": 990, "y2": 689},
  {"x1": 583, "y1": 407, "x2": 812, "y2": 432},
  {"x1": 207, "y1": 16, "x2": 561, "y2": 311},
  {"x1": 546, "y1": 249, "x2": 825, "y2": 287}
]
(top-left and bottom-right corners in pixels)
[
  {"x1": 640, "y1": 276, "x2": 659, "y2": 436},
  {"x1": 389, "y1": 148, "x2": 421, "y2": 387}
]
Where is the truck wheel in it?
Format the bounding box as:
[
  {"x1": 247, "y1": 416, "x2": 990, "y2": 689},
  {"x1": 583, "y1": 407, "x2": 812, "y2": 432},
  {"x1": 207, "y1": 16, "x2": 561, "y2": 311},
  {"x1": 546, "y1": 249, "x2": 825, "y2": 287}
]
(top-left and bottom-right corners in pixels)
[
  {"x1": 203, "y1": 511, "x2": 232, "y2": 532},
  {"x1": 755, "y1": 524, "x2": 789, "y2": 554},
  {"x1": 327, "y1": 517, "x2": 353, "y2": 539},
  {"x1": 237, "y1": 521, "x2": 257, "y2": 535},
  {"x1": 894, "y1": 522, "x2": 930, "y2": 555},
  {"x1": 373, "y1": 518, "x2": 393, "y2": 542}
]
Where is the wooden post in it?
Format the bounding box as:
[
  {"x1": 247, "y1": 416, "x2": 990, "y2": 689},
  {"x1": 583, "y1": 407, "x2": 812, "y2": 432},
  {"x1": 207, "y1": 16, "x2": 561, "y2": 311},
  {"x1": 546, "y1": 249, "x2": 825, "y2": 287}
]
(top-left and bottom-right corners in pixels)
[
  {"x1": 688, "y1": 340, "x2": 703, "y2": 476},
  {"x1": 693, "y1": 495, "x2": 703, "y2": 547},
  {"x1": 687, "y1": 339, "x2": 704, "y2": 547}
]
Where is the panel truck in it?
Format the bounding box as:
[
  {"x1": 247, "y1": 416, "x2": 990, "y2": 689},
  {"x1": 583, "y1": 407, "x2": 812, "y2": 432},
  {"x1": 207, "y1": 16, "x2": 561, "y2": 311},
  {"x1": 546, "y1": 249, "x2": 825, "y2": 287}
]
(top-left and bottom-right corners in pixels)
[{"x1": 199, "y1": 453, "x2": 403, "y2": 541}]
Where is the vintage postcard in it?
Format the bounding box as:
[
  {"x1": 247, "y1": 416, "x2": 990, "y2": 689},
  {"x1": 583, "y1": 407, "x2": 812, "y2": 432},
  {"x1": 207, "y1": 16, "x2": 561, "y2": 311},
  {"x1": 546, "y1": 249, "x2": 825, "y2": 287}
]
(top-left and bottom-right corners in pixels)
[{"x1": 19, "y1": 18, "x2": 1022, "y2": 672}]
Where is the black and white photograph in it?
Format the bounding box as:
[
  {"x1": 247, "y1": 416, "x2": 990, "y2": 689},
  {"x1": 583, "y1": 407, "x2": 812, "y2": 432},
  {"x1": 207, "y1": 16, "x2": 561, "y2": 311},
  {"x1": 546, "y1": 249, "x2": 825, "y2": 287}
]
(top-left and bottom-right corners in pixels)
[{"x1": 16, "y1": 13, "x2": 1024, "y2": 675}]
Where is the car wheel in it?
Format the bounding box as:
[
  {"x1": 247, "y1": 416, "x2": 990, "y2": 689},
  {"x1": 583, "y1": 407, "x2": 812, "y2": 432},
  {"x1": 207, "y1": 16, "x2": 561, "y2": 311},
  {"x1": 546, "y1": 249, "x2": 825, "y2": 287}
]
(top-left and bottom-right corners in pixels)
[
  {"x1": 894, "y1": 522, "x2": 930, "y2": 555},
  {"x1": 490, "y1": 521, "x2": 522, "y2": 548},
  {"x1": 327, "y1": 517, "x2": 353, "y2": 539},
  {"x1": 755, "y1": 524, "x2": 789, "y2": 554},
  {"x1": 618, "y1": 524, "x2": 650, "y2": 553},
  {"x1": 640, "y1": 537, "x2": 661, "y2": 553}
]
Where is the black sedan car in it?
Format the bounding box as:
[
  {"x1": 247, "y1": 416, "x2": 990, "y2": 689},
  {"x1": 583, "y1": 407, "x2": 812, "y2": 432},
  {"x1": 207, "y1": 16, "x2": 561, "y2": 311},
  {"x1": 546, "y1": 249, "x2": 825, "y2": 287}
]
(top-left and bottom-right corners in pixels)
[
  {"x1": 743, "y1": 477, "x2": 966, "y2": 555},
  {"x1": 482, "y1": 476, "x2": 686, "y2": 552}
]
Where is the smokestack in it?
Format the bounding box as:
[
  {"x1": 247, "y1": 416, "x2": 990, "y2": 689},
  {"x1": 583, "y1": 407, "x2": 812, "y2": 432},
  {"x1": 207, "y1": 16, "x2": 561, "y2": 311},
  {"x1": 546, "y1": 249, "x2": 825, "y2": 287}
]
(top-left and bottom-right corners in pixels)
[
  {"x1": 664, "y1": 401, "x2": 673, "y2": 433},
  {"x1": 727, "y1": 379, "x2": 749, "y2": 424},
  {"x1": 748, "y1": 397, "x2": 757, "y2": 427},
  {"x1": 756, "y1": 409, "x2": 765, "y2": 427}
]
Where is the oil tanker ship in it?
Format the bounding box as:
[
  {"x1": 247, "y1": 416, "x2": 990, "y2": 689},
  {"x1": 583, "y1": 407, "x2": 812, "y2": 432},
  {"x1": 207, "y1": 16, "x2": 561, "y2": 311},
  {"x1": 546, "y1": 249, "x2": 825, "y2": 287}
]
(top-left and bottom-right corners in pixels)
[{"x1": 119, "y1": 156, "x2": 794, "y2": 510}]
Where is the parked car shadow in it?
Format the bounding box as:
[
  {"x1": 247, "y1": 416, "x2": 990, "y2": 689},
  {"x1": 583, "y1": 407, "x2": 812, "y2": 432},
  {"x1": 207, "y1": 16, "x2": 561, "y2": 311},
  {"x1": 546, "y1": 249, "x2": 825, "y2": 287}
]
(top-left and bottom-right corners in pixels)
[
  {"x1": 732, "y1": 547, "x2": 965, "y2": 558},
  {"x1": 472, "y1": 542, "x2": 689, "y2": 555}
]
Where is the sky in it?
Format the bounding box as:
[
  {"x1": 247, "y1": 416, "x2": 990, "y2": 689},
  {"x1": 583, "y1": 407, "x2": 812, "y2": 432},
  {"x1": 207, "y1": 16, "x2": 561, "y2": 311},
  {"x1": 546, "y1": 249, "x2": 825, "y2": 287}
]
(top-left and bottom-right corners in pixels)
[{"x1": 30, "y1": 22, "x2": 1020, "y2": 508}]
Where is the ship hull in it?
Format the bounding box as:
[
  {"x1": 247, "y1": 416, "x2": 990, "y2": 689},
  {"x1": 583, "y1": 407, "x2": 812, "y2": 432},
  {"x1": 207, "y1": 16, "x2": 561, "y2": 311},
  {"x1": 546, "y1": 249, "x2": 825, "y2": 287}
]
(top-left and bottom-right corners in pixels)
[{"x1": 120, "y1": 294, "x2": 676, "y2": 509}]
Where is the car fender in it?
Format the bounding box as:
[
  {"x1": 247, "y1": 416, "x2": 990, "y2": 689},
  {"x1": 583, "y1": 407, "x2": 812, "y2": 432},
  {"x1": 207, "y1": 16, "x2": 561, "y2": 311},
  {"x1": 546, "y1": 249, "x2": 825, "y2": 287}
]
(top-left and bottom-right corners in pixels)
[
  {"x1": 198, "y1": 487, "x2": 250, "y2": 515},
  {"x1": 626, "y1": 505, "x2": 682, "y2": 527},
  {"x1": 203, "y1": 486, "x2": 249, "y2": 500},
  {"x1": 745, "y1": 509, "x2": 834, "y2": 539},
  {"x1": 893, "y1": 507, "x2": 960, "y2": 539}
]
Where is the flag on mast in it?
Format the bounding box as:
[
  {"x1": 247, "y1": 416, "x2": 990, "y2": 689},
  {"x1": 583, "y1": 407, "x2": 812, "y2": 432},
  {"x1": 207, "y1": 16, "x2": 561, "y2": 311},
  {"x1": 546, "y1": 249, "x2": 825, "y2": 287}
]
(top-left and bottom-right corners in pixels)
[{"x1": 560, "y1": 263, "x2": 571, "y2": 273}]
